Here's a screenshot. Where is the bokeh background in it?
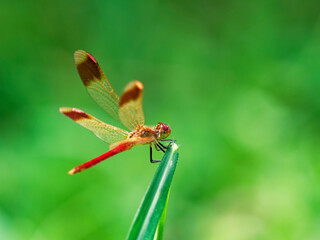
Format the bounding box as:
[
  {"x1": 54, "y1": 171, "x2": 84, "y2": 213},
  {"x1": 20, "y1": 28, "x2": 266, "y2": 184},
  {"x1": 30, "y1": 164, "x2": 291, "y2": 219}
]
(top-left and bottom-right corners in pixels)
[{"x1": 1, "y1": 0, "x2": 320, "y2": 239}]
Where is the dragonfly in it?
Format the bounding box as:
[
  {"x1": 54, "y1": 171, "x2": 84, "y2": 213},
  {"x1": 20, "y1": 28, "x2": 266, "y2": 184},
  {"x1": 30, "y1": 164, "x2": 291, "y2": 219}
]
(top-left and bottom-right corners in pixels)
[{"x1": 60, "y1": 50, "x2": 173, "y2": 174}]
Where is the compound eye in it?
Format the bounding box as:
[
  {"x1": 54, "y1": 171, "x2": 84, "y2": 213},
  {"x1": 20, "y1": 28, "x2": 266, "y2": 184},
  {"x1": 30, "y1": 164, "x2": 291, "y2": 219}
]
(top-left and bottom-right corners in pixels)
[{"x1": 159, "y1": 123, "x2": 171, "y2": 139}]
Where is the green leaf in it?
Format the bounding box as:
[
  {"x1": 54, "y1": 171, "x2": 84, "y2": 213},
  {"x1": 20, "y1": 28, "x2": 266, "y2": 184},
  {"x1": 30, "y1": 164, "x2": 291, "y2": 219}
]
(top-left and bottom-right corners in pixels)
[
  {"x1": 127, "y1": 143, "x2": 179, "y2": 240},
  {"x1": 153, "y1": 187, "x2": 171, "y2": 240}
]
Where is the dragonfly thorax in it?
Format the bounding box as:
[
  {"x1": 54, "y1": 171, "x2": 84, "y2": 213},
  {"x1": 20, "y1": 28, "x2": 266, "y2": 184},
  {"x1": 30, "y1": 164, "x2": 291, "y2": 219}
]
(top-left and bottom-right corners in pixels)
[
  {"x1": 128, "y1": 125, "x2": 154, "y2": 139},
  {"x1": 128, "y1": 123, "x2": 171, "y2": 141}
]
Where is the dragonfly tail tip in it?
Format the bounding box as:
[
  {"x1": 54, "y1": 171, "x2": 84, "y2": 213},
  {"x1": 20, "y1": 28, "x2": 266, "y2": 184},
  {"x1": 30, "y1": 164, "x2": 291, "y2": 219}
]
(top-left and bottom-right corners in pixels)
[
  {"x1": 68, "y1": 166, "x2": 85, "y2": 175},
  {"x1": 68, "y1": 168, "x2": 77, "y2": 175}
]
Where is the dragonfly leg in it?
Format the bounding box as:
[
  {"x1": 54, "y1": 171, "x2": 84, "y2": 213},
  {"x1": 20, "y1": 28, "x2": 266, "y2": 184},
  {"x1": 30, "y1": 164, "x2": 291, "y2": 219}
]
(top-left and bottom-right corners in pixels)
[
  {"x1": 150, "y1": 144, "x2": 161, "y2": 163},
  {"x1": 160, "y1": 139, "x2": 176, "y2": 142},
  {"x1": 153, "y1": 142, "x2": 166, "y2": 153},
  {"x1": 154, "y1": 142, "x2": 160, "y2": 151},
  {"x1": 156, "y1": 143, "x2": 166, "y2": 152},
  {"x1": 158, "y1": 139, "x2": 176, "y2": 149},
  {"x1": 157, "y1": 141, "x2": 169, "y2": 150}
]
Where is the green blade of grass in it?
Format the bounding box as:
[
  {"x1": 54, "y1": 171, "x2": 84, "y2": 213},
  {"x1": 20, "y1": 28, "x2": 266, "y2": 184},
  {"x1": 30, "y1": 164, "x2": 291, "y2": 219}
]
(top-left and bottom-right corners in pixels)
[
  {"x1": 127, "y1": 143, "x2": 179, "y2": 240},
  {"x1": 153, "y1": 187, "x2": 171, "y2": 240}
]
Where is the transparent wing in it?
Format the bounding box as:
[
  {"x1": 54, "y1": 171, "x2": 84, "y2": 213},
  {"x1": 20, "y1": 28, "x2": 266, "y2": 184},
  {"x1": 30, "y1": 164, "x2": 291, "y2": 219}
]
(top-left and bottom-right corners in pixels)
[
  {"x1": 74, "y1": 50, "x2": 145, "y2": 131},
  {"x1": 118, "y1": 81, "x2": 145, "y2": 131},
  {"x1": 59, "y1": 107, "x2": 128, "y2": 144},
  {"x1": 74, "y1": 50, "x2": 121, "y2": 123}
]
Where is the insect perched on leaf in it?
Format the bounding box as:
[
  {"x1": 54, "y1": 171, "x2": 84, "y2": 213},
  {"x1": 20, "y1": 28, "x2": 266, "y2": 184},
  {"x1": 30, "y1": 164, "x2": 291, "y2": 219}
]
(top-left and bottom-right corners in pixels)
[{"x1": 60, "y1": 50, "x2": 173, "y2": 174}]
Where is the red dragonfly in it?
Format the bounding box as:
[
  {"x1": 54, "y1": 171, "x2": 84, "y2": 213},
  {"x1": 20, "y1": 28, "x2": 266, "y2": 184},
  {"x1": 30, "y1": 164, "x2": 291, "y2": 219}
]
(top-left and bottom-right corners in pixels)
[{"x1": 60, "y1": 50, "x2": 173, "y2": 174}]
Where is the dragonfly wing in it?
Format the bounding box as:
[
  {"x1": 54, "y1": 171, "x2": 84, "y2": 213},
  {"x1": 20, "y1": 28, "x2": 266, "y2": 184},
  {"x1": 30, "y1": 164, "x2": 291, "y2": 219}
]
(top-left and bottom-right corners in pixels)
[
  {"x1": 118, "y1": 81, "x2": 145, "y2": 131},
  {"x1": 74, "y1": 50, "x2": 121, "y2": 123},
  {"x1": 60, "y1": 107, "x2": 128, "y2": 144}
]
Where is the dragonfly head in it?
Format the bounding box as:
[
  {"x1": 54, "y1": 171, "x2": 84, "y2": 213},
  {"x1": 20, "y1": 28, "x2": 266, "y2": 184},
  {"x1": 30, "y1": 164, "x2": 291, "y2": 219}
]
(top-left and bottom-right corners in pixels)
[{"x1": 156, "y1": 122, "x2": 171, "y2": 139}]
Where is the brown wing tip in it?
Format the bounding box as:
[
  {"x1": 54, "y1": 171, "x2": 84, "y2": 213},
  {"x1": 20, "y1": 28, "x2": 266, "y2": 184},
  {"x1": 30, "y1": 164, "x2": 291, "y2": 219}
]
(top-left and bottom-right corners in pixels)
[
  {"x1": 74, "y1": 50, "x2": 98, "y2": 65},
  {"x1": 124, "y1": 80, "x2": 143, "y2": 91},
  {"x1": 74, "y1": 50, "x2": 102, "y2": 86},
  {"x1": 59, "y1": 107, "x2": 72, "y2": 113},
  {"x1": 59, "y1": 107, "x2": 92, "y2": 121},
  {"x1": 135, "y1": 81, "x2": 143, "y2": 90},
  {"x1": 120, "y1": 81, "x2": 144, "y2": 107},
  {"x1": 74, "y1": 50, "x2": 89, "y2": 65}
]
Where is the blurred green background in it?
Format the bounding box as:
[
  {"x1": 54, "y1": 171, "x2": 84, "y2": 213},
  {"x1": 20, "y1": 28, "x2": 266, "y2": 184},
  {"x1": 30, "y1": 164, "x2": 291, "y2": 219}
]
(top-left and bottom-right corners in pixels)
[{"x1": 1, "y1": 0, "x2": 320, "y2": 239}]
